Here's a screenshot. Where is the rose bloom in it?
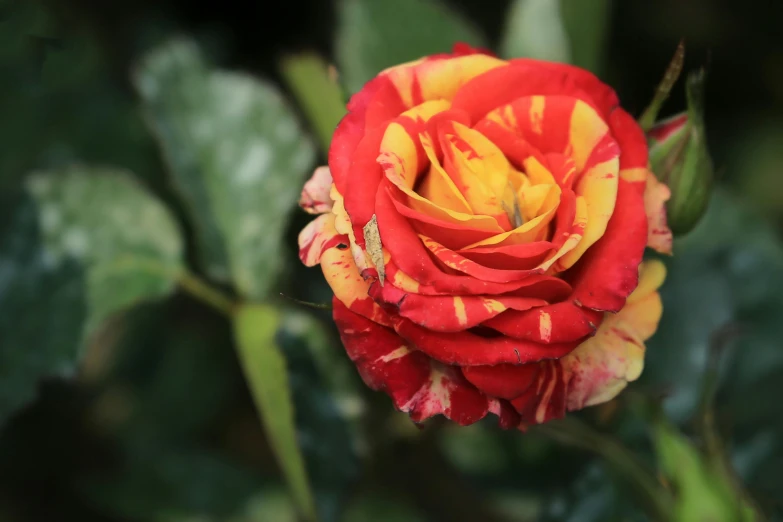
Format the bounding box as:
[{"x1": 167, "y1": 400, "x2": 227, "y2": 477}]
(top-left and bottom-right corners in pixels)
[{"x1": 299, "y1": 45, "x2": 672, "y2": 428}]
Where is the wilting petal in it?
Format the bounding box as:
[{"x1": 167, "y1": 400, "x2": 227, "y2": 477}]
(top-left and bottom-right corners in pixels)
[
  {"x1": 563, "y1": 260, "x2": 666, "y2": 410},
  {"x1": 644, "y1": 170, "x2": 673, "y2": 254},
  {"x1": 299, "y1": 166, "x2": 334, "y2": 214}
]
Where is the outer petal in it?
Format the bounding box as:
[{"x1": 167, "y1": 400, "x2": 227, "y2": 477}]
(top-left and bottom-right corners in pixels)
[
  {"x1": 298, "y1": 213, "x2": 342, "y2": 267},
  {"x1": 562, "y1": 260, "x2": 666, "y2": 410},
  {"x1": 451, "y1": 60, "x2": 617, "y2": 122},
  {"x1": 333, "y1": 298, "x2": 519, "y2": 427},
  {"x1": 299, "y1": 166, "x2": 334, "y2": 214},
  {"x1": 320, "y1": 238, "x2": 392, "y2": 326}
]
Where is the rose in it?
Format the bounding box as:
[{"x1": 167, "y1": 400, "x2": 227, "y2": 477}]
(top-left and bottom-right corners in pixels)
[{"x1": 298, "y1": 45, "x2": 672, "y2": 428}]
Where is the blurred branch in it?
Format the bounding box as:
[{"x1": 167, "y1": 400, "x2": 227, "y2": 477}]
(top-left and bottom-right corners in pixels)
[
  {"x1": 176, "y1": 269, "x2": 236, "y2": 315},
  {"x1": 534, "y1": 417, "x2": 674, "y2": 521},
  {"x1": 105, "y1": 256, "x2": 236, "y2": 315},
  {"x1": 370, "y1": 421, "x2": 519, "y2": 522},
  {"x1": 697, "y1": 322, "x2": 741, "y2": 459},
  {"x1": 279, "y1": 293, "x2": 332, "y2": 310},
  {"x1": 697, "y1": 322, "x2": 766, "y2": 520}
]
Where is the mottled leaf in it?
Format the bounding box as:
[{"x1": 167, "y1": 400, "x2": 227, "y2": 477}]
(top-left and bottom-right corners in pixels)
[
  {"x1": 134, "y1": 38, "x2": 315, "y2": 298},
  {"x1": 500, "y1": 0, "x2": 571, "y2": 62},
  {"x1": 0, "y1": 166, "x2": 183, "y2": 423}
]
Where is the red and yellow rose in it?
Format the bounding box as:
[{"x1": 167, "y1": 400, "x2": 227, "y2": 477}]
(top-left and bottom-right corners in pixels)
[{"x1": 298, "y1": 45, "x2": 672, "y2": 428}]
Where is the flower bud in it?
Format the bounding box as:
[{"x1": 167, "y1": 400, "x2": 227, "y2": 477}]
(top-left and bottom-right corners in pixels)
[{"x1": 648, "y1": 70, "x2": 713, "y2": 235}]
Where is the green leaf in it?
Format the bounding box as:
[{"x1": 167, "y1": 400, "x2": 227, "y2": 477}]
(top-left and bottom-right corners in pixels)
[
  {"x1": 280, "y1": 53, "x2": 347, "y2": 153},
  {"x1": 653, "y1": 421, "x2": 758, "y2": 522},
  {"x1": 500, "y1": 0, "x2": 571, "y2": 62},
  {"x1": 335, "y1": 0, "x2": 486, "y2": 95},
  {"x1": 134, "y1": 38, "x2": 315, "y2": 298},
  {"x1": 276, "y1": 310, "x2": 363, "y2": 522},
  {"x1": 0, "y1": 166, "x2": 183, "y2": 423},
  {"x1": 25, "y1": 166, "x2": 184, "y2": 333},
  {"x1": 232, "y1": 304, "x2": 317, "y2": 521},
  {"x1": 559, "y1": 0, "x2": 612, "y2": 74}
]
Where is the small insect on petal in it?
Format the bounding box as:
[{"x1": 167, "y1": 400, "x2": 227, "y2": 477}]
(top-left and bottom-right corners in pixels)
[{"x1": 363, "y1": 214, "x2": 385, "y2": 285}]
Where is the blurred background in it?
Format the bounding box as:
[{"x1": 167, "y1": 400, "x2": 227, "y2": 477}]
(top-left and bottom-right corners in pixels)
[{"x1": 1, "y1": 0, "x2": 783, "y2": 521}]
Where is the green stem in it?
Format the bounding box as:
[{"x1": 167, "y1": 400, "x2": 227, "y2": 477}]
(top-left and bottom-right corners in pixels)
[
  {"x1": 535, "y1": 417, "x2": 674, "y2": 521},
  {"x1": 176, "y1": 269, "x2": 236, "y2": 315},
  {"x1": 101, "y1": 255, "x2": 237, "y2": 315},
  {"x1": 638, "y1": 39, "x2": 686, "y2": 131},
  {"x1": 697, "y1": 324, "x2": 766, "y2": 520}
]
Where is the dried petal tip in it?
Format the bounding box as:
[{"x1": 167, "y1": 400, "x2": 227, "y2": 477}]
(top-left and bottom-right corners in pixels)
[{"x1": 299, "y1": 166, "x2": 334, "y2": 214}]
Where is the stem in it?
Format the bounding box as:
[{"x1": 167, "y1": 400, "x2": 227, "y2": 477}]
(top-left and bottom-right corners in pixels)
[
  {"x1": 99, "y1": 255, "x2": 237, "y2": 316},
  {"x1": 534, "y1": 417, "x2": 674, "y2": 521},
  {"x1": 176, "y1": 269, "x2": 237, "y2": 315},
  {"x1": 639, "y1": 39, "x2": 686, "y2": 131},
  {"x1": 279, "y1": 293, "x2": 332, "y2": 310},
  {"x1": 697, "y1": 324, "x2": 766, "y2": 520}
]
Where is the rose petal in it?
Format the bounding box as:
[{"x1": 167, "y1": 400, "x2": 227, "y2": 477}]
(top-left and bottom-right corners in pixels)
[
  {"x1": 299, "y1": 166, "x2": 334, "y2": 214},
  {"x1": 562, "y1": 260, "x2": 666, "y2": 410}
]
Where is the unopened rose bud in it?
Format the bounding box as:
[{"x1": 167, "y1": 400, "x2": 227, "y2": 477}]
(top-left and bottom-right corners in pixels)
[{"x1": 648, "y1": 70, "x2": 713, "y2": 235}]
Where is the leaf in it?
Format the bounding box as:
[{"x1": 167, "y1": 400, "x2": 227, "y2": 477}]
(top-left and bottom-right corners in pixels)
[
  {"x1": 500, "y1": 0, "x2": 571, "y2": 62},
  {"x1": 653, "y1": 420, "x2": 758, "y2": 522},
  {"x1": 276, "y1": 310, "x2": 363, "y2": 522},
  {"x1": 134, "y1": 38, "x2": 316, "y2": 298},
  {"x1": 0, "y1": 166, "x2": 183, "y2": 423},
  {"x1": 232, "y1": 304, "x2": 317, "y2": 521},
  {"x1": 559, "y1": 0, "x2": 612, "y2": 74},
  {"x1": 280, "y1": 53, "x2": 347, "y2": 153},
  {"x1": 335, "y1": 0, "x2": 486, "y2": 95}
]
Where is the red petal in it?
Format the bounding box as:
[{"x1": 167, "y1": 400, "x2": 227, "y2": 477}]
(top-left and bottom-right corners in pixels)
[
  {"x1": 568, "y1": 177, "x2": 648, "y2": 312},
  {"x1": 392, "y1": 316, "x2": 579, "y2": 366}
]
